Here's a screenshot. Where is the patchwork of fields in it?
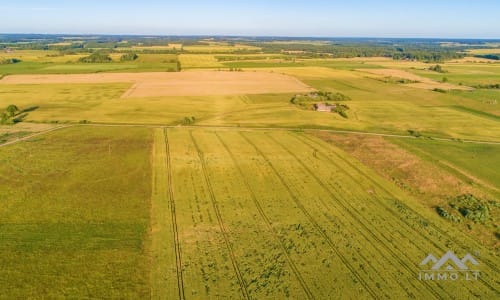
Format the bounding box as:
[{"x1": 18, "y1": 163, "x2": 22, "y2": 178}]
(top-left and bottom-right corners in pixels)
[
  {"x1": 0, "y1": 71, "x2": 314, "y2": 98},
  {"x1": 1, "y1": 64, "x2": 499, "y2": 141},
  {"x1": 3, "y1": 126, "x2": 497, "y2": 298},
  {"x1": 1, "y1": 39, "x2": 499, "y2": 298}
]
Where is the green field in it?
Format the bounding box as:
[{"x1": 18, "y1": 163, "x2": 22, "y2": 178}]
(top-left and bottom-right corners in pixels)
[
  {"x1": 0, "y1": 50, "x2": 179, "y2": 74},
  {"x1": 390, "y1": 138, "x2": 500, "y2": 194},
  {"x1": 0, "y1": 127, "x2": 152, "y2": 298},
  {"x1": 1, "y1": 126, "x2": 498, "y2": 298}
]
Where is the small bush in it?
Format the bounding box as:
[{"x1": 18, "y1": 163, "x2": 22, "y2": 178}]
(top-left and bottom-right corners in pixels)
[
  {"x1": 473, "y1": 83, "x2": 500, "y2": 89},
  {"x1": 407, "y1": 129, "x2": 422, "y2": 137},
  {"x1": 450, "y1": 194, "x2": 492, "y2": 224},
  {"x1": 120, "y1": 53, "x2": 138, "y2": 62},
  {"x1": 0, "y1": 58, "x2": 21, "y2": 65},
  {"x1": 436, "y1": 207, "x2": 461, "y2": 223},
  {"x1": 181, "y1": 116, "x2": 196, "y2": 125},
  {"x1": 429, "y1": 64, "x2": 447, "y2": 73}
]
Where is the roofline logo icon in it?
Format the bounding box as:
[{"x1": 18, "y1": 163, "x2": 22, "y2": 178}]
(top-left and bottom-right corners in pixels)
[{"x1": 418, "y1": 250, "x2": 480, "y2": 281}]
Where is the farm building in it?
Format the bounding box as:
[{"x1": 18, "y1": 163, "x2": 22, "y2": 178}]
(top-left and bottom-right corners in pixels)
[{"x1": 314, "y1": 103, "x2": 336, "y2": 112}]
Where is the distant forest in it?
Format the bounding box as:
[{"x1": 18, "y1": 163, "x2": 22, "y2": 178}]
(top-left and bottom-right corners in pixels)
[{"x1": 0, "y1": 34, "x2": 498, "y2": 63}]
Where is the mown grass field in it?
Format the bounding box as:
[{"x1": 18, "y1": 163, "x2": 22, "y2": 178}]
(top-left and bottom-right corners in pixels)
[
  {"x1": 2, "y1": 126, "x2": 497, "y2": 298},
  {"x1": 0, "y1": 126, "x2": 152, "y2": 298}
]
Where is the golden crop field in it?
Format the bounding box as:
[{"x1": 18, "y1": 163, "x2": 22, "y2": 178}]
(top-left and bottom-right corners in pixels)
[
  {"x1": 178, "y1": 54, "x2": 225, "y2": 68},
  {"x1": 0, "y1": 71, "x2": 314, "y2": 97}
]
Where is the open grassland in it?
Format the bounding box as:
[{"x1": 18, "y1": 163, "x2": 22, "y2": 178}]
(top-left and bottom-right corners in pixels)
[
  {"x1": 0, "y1": 126, "x2": 152, "y2": 298},
  {"x1": 179, "y1": 54, "x2": 225, "y2": 69},
  {"x1": 1, "y1": 126, "x2": 498, "y2": 298},
  {"x1": 449, "y1": 57, "x2": 500, "y2": 63},
  {"x1": 0, "y1": 123, "x2": 62, "y2": 145},
  {"x1": 312, "y1": 132, "x2": 499, "y2": 248},
  {"x1": 0, "y1": 50, "x2": 179, "y2": 75},
  {"x1": 0, "y1": 50, "x2": 60, "y2": 62},
  {"x1": 183, "y1": 43, "x2": 261, "y2": 53},
  {"x1": 268, "y1": 66, "x2": 500, "y2": 140},
  {"x1": 389, "y1": 138, "x2": 500, "y2": 194},
  {"x1": 0, "y1": 61, "x2": 177, "y2": 75},
  {"x1": 0, "y1": 83, "x2": 130, "y2": 123},
  {"x1": 410, "y1": 63, "x2": 500, "y2": 87},
  {"x1": 358, "y1": 68, "x2": 472, "y2": 90},
  {"x1": 466, "y1": 49, "x2": 500, "y2": 55},
  {"x1": 135, "y1": 54, "x2": 177, "y2": 63},
  {"x1": 127, "y1": 44, "x2": 181, "y2": 51}
]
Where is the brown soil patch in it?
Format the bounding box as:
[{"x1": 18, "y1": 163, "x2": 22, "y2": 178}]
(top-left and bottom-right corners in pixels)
[{"x1": 0, "y1": 71, "x2": 314, "y2": 98}]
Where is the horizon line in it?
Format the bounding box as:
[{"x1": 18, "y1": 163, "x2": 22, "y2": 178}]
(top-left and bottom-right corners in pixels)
[{"x1": 1, "y1": 32, "x2": 499, "y2": 40}]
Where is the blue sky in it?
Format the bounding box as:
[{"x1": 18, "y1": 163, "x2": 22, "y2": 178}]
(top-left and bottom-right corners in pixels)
[{"x1": 0, "y1": 0, "x2": 499, "y2": 38}]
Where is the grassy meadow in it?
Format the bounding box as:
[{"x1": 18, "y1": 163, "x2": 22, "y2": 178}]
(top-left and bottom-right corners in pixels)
[
  {"x1": 0, "y1": 126, "x2": 152, "y2": 298},
  {"x1": 0, "y1": 50, "x2": 179, "y2": 74},
  {"x1": 390, "y1": 138, "x2": 500, "y2": 195}
]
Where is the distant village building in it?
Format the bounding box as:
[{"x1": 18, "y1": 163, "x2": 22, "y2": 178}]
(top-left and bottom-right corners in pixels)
[
  {"x1": 4, "y1": 48, "x2": 13, "y2": 53},
  {"x1": 314, "y1": 103, "x2": 336, "y2": 112}
]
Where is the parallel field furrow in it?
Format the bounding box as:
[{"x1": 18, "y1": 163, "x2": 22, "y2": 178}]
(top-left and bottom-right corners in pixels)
[
  {"x1": 297, "y1": 133, "x2": 499, "y2": 295},
  {"x1": 239, "y1": 131, "x2": 380, "y2": 299},
  {"x1": 169, "y1": 129, "x2": 242, "y2": 298},
  {"x1": 214, "y1": 131, "x2": 315, "y2": 300},
  {"x1": 164, "y1": 129, "x2": 185, "y2": 300},
  {"x1": 266, "y1": 133, "x2": 448, "y2": 299},
  {"x1": 248, "y1": 131, "x2": 425, "y2": 298},
  {"x1": 189, "y1": 131, "x2": 251, "y2": 300},
  {"x1": 150, "y1": 128, "x2": 179, "y2": 299}
]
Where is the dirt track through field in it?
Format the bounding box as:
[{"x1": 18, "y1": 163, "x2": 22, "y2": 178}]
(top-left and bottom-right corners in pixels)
[{"x1": 0, "y1": 71, "x2": 314, "y2": 98}]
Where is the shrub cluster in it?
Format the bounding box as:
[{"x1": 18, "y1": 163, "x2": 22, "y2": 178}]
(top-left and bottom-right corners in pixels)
[{"x1": 79, "y1": 52, "x2": 112, "y2": 63}]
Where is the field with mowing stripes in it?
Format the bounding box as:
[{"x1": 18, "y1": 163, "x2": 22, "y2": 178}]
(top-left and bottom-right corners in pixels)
[
  {"x1": 153, "y1": 127, "x2": 499, "y2": 298},
  {"x1": 1, "y1": 126, "x2": 498, "y2": 298}
]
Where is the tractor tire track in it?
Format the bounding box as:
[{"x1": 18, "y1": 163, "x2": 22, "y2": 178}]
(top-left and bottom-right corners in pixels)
[
  {"x1": 189, "y1": 131, "x2": 250, "y2": 300},
  {"x1": 164, "y1": 129, "x2": 185, "y2": 300},
  {"x1": 298, "y1": 133, "x2": 500, "y2": 294},
  {"x1": 215, "y1": 132, "x2": 315, "y2": 300},
  {"x1": 267, "y1": 133, "x2": 449, "y2": 300},
  {"x1": 239, "y1": 131, "x2": 380, "y2": 300}
]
